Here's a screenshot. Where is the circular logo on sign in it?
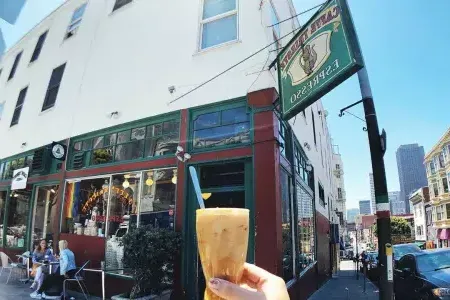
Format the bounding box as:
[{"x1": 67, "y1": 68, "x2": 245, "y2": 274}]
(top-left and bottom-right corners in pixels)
[{"x1": 52, "y1": 144, "x2": 65, "y2": 159}]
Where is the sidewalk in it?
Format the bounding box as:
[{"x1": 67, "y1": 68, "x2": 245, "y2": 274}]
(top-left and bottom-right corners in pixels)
[{"x1": 308, "y1": 260, "x2": 379, "y2": 300}]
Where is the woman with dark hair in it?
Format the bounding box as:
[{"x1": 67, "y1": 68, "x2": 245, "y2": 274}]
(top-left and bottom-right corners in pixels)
[{"x1": 30, "y1": 239, "x2": 54, "y2": 290}]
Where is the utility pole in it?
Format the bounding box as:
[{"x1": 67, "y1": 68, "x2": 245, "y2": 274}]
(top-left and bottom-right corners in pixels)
[{"x1": 358, "y1": 68, "x2": 393, "y2": 300}]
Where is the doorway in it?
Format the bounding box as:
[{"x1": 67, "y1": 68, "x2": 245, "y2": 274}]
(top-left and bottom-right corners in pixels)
[
  {"x1": 183, "y1": 160, "x2": 253, "y2": 300},
  {"x1": 31, "y1": 185, "x2": 59, "y2": 250}
]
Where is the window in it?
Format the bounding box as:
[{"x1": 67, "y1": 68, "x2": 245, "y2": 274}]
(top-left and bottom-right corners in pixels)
[
  {"x1": 66, "y1": 3, "x2": 87, "y2": 39},
  {"x1": 318, "y1": 183, "x2": 325, "y2": 206},
  {"x1": 338, "y1": 188, "x2": 342, "y2": 199},
  {"x1": 193, "y1": 106, "x2": 250, "y2": 149},
  {"x1": 32, "y1": 185, "x2": 59, "y2": 246},
  {"x1": 296, "y1": 184, "x2": 315, "y2": 273},
  {"x1": 0, "y1": 102, "x2": 4, "y2": 120},
  {"x1": 269, "y1": 2, "x2": 281, "y2": 38},
  {"x1": 442, "y1": 177, "x2": 449, "y2": 194},
  {"x1": 0, "y1": 191, "x2": 6, "y2": 247},
  {"x1": 311, "y1": 110, "x2": 317, "y2": 146},
  {"x1": 6, "y1": 187, "x2": 32, "y2": 248},
  {"x1": 113, "y1": 0, "x2": 132, "y2": 11},
  {"x1": 10, "y1": 86, "x2": 28, "y2": 126},
  {"x1": 278, "y1": 119, "x2": 288, "y2": 157},
  {"x1": 293, "y1": 143, "x2": 311, "y2": 186},
  {"x1": 336, "y1": 164, "x2": 340, "y2": 170},
  {"x1": 430, "y1": 161, "x2": 436, "y2": 175},
  {"x1": 8, "y1": 51, "x2": 22, "y2": 81},
  {"x1": 200, "y1": 0, "x2": 238, "y2": 50},
  {"x1": 439, "y1": 153, "x2": 445, "y2": 169},
  {"x1": 30, "y1": 31, "x2": 48, "y2": 62},
  {"x1": 42, "y1": 63, "x2": 66, "y2": 111},
  {"x1": 433, "y1": 182, "x2": 439, "y2": 198},
  {"x1": 437, "y1": 205, "x2": 444, "y2": 221},
  {"x1": 416, "y1": 226, "x2": 422, "y2": 236},
  {"x1": 280, "y1": 168, "x2": 294, "y2": 281},
  {"x1": 446, "y1": 204, "x2": 450, "y2": 220}
]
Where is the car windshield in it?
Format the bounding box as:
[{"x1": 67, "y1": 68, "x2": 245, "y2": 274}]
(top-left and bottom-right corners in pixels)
[
  {"x1": 417, "y1": 251, "x2": 450, "y2": 273},
  {"x1": 394, "y1": 245, "x2": 421, "y2": 259}
]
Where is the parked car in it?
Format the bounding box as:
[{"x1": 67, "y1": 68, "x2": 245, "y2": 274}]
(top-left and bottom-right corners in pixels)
[
  {"x1": 393, "y1": 243, "x2": 422, "y2": 266},
  {"x1": 394, "y1": 249, "x2": 450, "y2": 299}
]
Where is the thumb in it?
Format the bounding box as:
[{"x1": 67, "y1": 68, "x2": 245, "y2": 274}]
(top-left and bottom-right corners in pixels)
[{"x1": 208, "y1": 278, "x2": 264, "y2": 300}]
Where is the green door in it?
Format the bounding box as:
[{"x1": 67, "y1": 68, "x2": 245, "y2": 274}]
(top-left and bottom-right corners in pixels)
[{"x1": 183, "y1": 160, "x2": 254, "y2": 300}]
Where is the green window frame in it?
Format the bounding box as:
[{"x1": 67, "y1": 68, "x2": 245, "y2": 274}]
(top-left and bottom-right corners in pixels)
[
  {"x1": 69, "y1": 118, "x2": 180, "y2": 169},
  {"x1": 190, "y1": 100, "x2": 252, "y2": 151}
]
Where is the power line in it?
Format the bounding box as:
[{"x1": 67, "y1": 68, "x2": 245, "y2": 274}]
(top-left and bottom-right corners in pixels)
[{"x1": 267, "y1": 2, "x2": 327, "y2": 28}]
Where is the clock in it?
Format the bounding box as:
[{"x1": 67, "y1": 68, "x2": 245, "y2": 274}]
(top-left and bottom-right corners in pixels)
[{"x1": 51, "y1": 142, "x2": 67, "y2": 161}]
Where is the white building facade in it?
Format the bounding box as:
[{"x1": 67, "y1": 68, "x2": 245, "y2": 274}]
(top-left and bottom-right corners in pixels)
[{"x1": 0, "y1": 0, "x2": 346, "y2": 297}]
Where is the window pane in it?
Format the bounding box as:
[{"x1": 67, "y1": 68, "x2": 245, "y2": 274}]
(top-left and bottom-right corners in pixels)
[
  {"x1": 203, "y1": 0, "x2": 236, "y2": 19},
  {"x1": 222, "y1": 107, "x2": 248, "y2": 125},
  {"x1": 202, "y1": 14, "x2": 237, "y2": 49},
  {"x1": 71, "y1": 3, "x2": 87, "y2": 22},
  {"x1": 162, "y1": 121, "x2": 179, "y2": 134},
  {"x1": 61, "y1": 178, "x2": 109, "y2": 235},
  {"x1": 280, "y1": 169, "x2": 294, "y2": 281},
  {"x1": 17, "y1": 157, "x2": 25, "y2": 168},
  {"x1": 145, "y1": 135, "x2": 179, "y2": 157},
  {"x1": 92, "y1": 147, "x2": 114, "y2": 165},
  {"x1": 200, "y1": 162, "x2": 245, "y2": 188},
  {"x1": 0, "y1": 163, "x2": 4, "y2": 180},
  {"x1": 6, "y1": 188, "x2": 31, "y2": 248},
  {"x1": 131, "y1": 127, "x2": 146, "y2": 140},
  {"x1": 42, "y1": 85, "x2": 60, "y2": 110},
  {"x1": 74, "y1": 142, "x2": 82, "y2": 151},
  {"x1": 113, "y1": 0, "x2": 132, "y2": 11},
  {"x1": 105, "y1": 133, "x2": 117, "y2": 146},
  {"x1": 3, "y1": 161, "x2": 11, "y2": 179},
  {"x1": 117, "y1": 130, "x2": 131, "y2": 143},
  {"x1": 115, "y1": 140, "x2": 145, "y2": 161},
  {"x1": 0, "y1": 191, "x2": 6, "y2": 247},
  {"x1": 32, "y1": 185, "x2": 59, "y2": 245},
  {"x1": 67, "y1": 19, "x2": 82, "y2": 32},
  {"x1": 93, "y1": 136, "x2": 104, "y2": 149},
  {"x1": 297, "y1": 184, "x2": 315, "y2": 273},
  {"x1": 193, "y1": 123, "x2": 250, "y2": 148},
  {"x1": 147, "y1": 123, "x2": 162, "y2": 137},
  {"x1": 82, "y1": 139, "x2": 92, "y2": 150},
  {"x1": 194, "y1": 112, "x2": 220, "y2": 130},
  {"x1": 140, "y1": 168, "x2": 177, "y2": 228},
  {"x1": 106, "y1": 173, "x2": 140, "y2": 269}
]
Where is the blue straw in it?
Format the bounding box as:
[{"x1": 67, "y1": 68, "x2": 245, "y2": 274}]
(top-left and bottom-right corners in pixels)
[{"x1": 189, "y1": 166, "x2": 205, "y2": 209}]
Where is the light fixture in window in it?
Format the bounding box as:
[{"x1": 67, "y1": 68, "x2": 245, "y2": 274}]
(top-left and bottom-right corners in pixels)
[
  {"x1": 146, "y1": 172, "x2": 154, "y2": 186},
  {"x1": 50, "y1": 188, "x2": 56, "y2": 194},
  {"x1": 172, "y1": 170, "x2": 177, "y2": 184},
  {"x1": 123, "y1": 175, "x2": 130, "y2": 188},
  {"x1": 202, "y1": 193, "x2": 212, "y2": 200}
]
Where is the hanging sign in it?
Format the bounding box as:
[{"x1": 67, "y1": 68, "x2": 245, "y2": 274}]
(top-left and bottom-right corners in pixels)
[
  {"x1": 11, "y1": 167, "x2": 29, "y2": 190},
  {"x1": 51, "y1": 142, "x2": 67, "y2": 161},
  {"x1": 278, "y1": 0, "x2": 363, "y2": 120}
]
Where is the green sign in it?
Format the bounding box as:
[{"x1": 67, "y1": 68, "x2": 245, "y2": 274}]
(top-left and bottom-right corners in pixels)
[{"x1": 278, "y1": 0, "x2": 363, "y2": 120}]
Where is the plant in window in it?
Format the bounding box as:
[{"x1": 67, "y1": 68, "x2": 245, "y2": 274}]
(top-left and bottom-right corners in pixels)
[
  {"x1": 92, "y1": 148, "x2": 113, "y2": 165},
  {"x1": 120, "y1": 225, "x2": 181, "y2": 299}
]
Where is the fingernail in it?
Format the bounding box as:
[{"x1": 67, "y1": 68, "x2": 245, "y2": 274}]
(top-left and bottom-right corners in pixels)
[{"x1": 209, "y1": 278, "x2": 220, "y2": 289}]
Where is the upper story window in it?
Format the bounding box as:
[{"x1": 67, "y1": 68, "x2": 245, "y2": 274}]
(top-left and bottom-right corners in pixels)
[
  {"x1": 432, "y1": 181, "x2": 439, "y2": 198},
  {"x1": 337, "y1": 188, "x2": 342, "y2": 199},
  {"x1": 0, "y1": 102, "x2": 4, "y2": 120},
  {"x1": 65, "y1": 3, "x2": 87, "y2": 39},
  {"x1": 430, "y1": 160, "x2": 436, "y2": 175},
  {"x1": 336, "y1": 164, "x2": 340, "y2": 170},
  {"x1": 269, "y1": 2, "x2": 281, "y2": 38},
  {"x1": 318, "y1": 182, "x2": 325, "y2": 207},
  {"x1": 113, "y1": 0, "x2": 132, "y2": 12},
  {"x1": 311, "y1": 110, "x2": 317, "y2": 146},
  {"x1": 439, "y1": 153, "x2": 445, "y2": 169},
  {"x1": 8, "y1": 51, "x2": 22, "y2": 81},
  {"x1": 278, "y1": 119, "x2": 288, "y2": 157},
  {"x1": 71, "y1": 119, "x2": 180, "y2": 169},
  {"x1": 10, "y1": 86, "x2": 28, "y2": 127},
  {"x1": 200, "y1": 0, "x2": 238, "y2": 50},
  {"x1": 42, "y1": 63, "x2": 66, "y2": 111},
  {"x1": 293, "y1": 143, "x2": 311, "y2": 187},
  {"x1": 442, "y1": 176, "x2": 449, "y2": 194},
  {"x1": 30, "y1": 31, "x2": 48, "y2": 63},
  {"x1": 192, "y1": 106, "x2": 250, "y2": 149}
]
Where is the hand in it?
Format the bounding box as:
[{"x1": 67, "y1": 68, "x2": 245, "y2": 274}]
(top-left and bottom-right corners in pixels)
[{"x1": 208, "y1": 263, "x2": 290, "y2": 300}]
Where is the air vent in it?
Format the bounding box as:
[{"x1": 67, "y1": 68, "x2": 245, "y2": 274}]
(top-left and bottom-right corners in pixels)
[
  {"x1": 72, "y1": 152, "x2": 85, "y2": 170},
  {"x1": 31, "y1": 148, "x2": 49, "y2": 174}
]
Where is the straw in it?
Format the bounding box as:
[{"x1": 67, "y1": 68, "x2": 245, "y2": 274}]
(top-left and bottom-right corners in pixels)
[{"x1": 189, "y1": 166, "x2": 205, "y2": 209}]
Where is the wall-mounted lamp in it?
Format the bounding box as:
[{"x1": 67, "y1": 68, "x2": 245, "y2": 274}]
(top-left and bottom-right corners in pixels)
[
  {"x1": 306, "y1": 160, "x2": 313, "y2": 172},
  {"x1": 303, "y1": 142, "x2": 311, "y2": 151}
]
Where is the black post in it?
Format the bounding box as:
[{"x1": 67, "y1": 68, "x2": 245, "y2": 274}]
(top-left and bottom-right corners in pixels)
[
  {"x1": 358, "y1": 68, "x2": 393, "y2": 300},
  {"x1": 355, "y1": 229, "x2": 359, "y2": 280}
]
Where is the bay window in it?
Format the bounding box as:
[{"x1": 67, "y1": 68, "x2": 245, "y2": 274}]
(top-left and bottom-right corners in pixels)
[{"x1": 200, "y1": 0, "x2": 238, "y2": 50}]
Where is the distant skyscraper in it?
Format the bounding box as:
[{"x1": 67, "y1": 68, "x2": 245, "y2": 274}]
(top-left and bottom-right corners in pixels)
[
  {"x1": 0, "y1": 0, "x2": 26, "y2": 24},
  {"x1": 359, "y1": 200, "x2": 371, "y2": 215},
  {"x1": 396, "y1": 144, "x2": 428, "y2": 214},
  {"x1": 388, "y1": 191, "x2": 405, "y2": 215},
  {"x1": 369, "y1": 173, "x2": 376, "y2": 214},
  {"x1": 347, "y1": 208, "x2": 359, "y2": 223}
]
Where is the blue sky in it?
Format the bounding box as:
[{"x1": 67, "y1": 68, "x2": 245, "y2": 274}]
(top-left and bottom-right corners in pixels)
[{"x1": 2, "y1": 0, "x2": 449, "y2": 210}]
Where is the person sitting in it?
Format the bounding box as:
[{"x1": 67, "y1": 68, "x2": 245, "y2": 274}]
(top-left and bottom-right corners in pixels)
[
  {"x1": 30, "y1": 239, "x2": 54, "y2": 291},
  {"x1": 30, "y1": 240, "x2": 76, "y2": 299}
]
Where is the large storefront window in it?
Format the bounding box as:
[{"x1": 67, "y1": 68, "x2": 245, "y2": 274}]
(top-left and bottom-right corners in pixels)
[
  {"x1": 32, "y1": 185, "x2": 59, "y2": 247},
  {"x1": 192, "y1": 106, "x2": 250, "y2": 149},
  {"x1": 296, "y1": 183, "x2": 315, "y2": 273},
  {"x1": 6, "y1": 188, "x2": 32, "y2": 248},
  {"x1": 280, "y1": 168, "x2": 294, "y2": 281},
  {"x1": 0, "y1": 191, "x2": 6, "y2": 247}
]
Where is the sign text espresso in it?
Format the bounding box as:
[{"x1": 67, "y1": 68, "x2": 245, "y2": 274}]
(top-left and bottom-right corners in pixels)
[{"x1": 278, "y1": 0, "x2": 363, "y2": 120}]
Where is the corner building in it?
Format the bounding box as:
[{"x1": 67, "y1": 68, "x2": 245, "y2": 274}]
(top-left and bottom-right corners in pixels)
[{"x1": 0, "y1": 0, "x2": 342, "y2": 298}]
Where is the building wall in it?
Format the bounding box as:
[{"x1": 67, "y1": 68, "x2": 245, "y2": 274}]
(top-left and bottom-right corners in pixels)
[
  {"x1": 396, "y1": 144, "x2": 428, "y2": 214},
  {"x1": 412, "y1": 202, "x2": 426, "y2": 241},
  {"x1": 369, "y1": 173, "x2": 375, "y2": 214}
]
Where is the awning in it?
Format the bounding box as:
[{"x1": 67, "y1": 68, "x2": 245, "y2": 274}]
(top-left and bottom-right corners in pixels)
[{"x1": 440, "y1": 228, "x2": 450, "y2": 240}]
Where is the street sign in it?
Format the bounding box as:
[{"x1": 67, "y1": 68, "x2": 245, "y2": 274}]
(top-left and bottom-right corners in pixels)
[{"x1": 277, "y1": 0, "x2": 363, "y2": 120}]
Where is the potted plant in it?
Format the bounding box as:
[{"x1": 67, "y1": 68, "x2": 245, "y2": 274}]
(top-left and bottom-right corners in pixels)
[{"x1": 111, "y1": 225, "x2": 182, "y2": 300}]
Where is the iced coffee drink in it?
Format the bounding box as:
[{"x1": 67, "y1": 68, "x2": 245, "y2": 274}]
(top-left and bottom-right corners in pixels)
[{"x1": 196, "y1": 208, "x2": 249, "y2": 300}]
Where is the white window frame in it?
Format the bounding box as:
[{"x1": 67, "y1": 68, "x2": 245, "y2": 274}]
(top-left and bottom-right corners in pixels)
[
  {"x1": 199, "y1": 0, "x2": 239, "y2": 51},
  {"x1": 65, "y1": 3, "x2": 87, "y2": 39}
]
